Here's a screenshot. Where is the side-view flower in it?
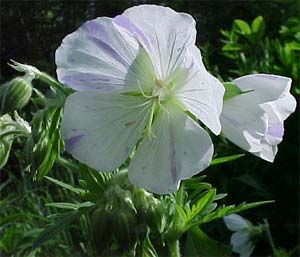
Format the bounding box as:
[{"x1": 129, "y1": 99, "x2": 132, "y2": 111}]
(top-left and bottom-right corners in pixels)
[
  {"x1": 221, "y1": 74, "x2": 296, "y2": 162},
  {"x1": 223, "y1": 214, "x2": 263, "y2": 257},
  {"x1": 56, "y1": 5, "x2": 224, "y2": 194}
]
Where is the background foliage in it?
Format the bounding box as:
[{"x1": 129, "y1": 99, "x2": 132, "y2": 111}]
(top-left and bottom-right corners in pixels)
[{"x1": 1, "y1": 0, "x2": 299, "y2": 256}]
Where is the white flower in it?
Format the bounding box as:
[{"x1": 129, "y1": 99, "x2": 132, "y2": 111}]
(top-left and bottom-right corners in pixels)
[
  {"x1": 56, "y1": 5, "x2": 224, "y2": 194},
  {"x1": 224, "y1": 214, "x2": 255, "y2": 257},
  {"x1": 221, "y1": 74, "x2": 296, "y2": 162}
]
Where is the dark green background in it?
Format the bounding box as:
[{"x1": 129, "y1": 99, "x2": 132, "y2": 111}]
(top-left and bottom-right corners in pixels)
[{"x1": 1, "y1": 0, "x2": 299, "y2": 256}]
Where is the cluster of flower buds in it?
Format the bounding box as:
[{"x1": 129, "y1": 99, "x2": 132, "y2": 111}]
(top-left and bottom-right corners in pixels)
[{"x1": 91, "y1": 170, "x2": 167, "y2": 255}]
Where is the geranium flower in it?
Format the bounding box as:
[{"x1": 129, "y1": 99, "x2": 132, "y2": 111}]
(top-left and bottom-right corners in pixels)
[
  {"x1": 221, "y1": 74, "x2": 296, "y2": 162},
  {"x1": 56, "y1": 5, "x2": 224, "y2": 194}
]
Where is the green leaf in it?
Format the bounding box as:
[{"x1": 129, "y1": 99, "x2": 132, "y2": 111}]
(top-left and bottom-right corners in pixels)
[
  {"x1": 198, "y1": 200, "x2": 274, "y2": 224},
  {"x1": 33, "y1": 108, "x2": 63, "y2": 180},
  {"x1": 45, "y1": 176, "x2": 85, "y2": 195},
  {"x1": 223, "y1": 82, "x2": 253, "y2": 101},
  {"x1": 45, "y1": 201, "x2": 94, "y2": 210},
  {"x1": 186, "y1": 189, "x2": 216, "y2": 226},
  {"x1": 211, "y1": 154, "x2": 245, "y2": 165},
  {"x1": 251, "y1": 16, "x2": 266, "y2": 40},
  {"x1": 233, "y1": 19, "x2": 251, "y2": 35},
  {"x1": 183, "y1": 226, "x2": 231, "y2": 257},
  {"x1": 33, "y1": 211, "x2": 80, "y2": 249}
]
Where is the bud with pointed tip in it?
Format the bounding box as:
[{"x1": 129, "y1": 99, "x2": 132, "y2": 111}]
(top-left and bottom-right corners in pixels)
[{"x1": 0, "y1": 76, "x2": 33, "y2": 114}]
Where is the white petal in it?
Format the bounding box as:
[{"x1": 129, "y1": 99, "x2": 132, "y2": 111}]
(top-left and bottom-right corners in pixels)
[
  {"x1": 120, "y1": 5, "x2": 196, "y2": 79},
  {"x1": 233, "y1": 74, "x2": 293, "y2": 104},
  {"x1": 253, "y1": 143, "x2": 278, "y2": 162},
  {"x1": 176, "y1": 46, "x2": 224, "y2": 135},
  {"x1": 231, "y1": 231, "x2": 254, "y2": 257},
  {"x1": 128, "y1": 104, "x2": 213, "y2": 194},
  {"x1": 221, "y1": 96, "x2": 268, "y2": 153},
  {"x1": 62, "y1": 91, "x2": 151, "y2": 171},
  {"x1": 56, "y1": 17, "x2": 156, "y2": 92},
  {"x1": 223, "y1": 214, "x2": 251, "y2": 231}
]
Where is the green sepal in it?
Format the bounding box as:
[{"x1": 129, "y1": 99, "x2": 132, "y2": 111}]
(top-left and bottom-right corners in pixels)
[{"x1": 223, "y1": 82, "x2": 253, "y2": 101}]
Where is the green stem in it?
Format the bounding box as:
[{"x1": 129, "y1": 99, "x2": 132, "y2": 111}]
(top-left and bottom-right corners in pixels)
[
  {"x1": 56, "y1": 157, "x2": 80, "y2": 172},
  {"x1": 38, "y1": 72, "x2": 70, "y2": 95},
  {"x1": 168, "y1": 240, "x2": 180, "y2": 257},
  {"x1": 263, "y1": 219, "x2": 276, "y2": 255}
]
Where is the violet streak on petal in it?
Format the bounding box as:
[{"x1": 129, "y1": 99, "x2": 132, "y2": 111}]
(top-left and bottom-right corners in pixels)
[
  {"x1": 113, "y1": 15, "x2": 152, "y2": 51},
  {"x1": 65, "y1": 134, "x2": 85, "y2": 153}
]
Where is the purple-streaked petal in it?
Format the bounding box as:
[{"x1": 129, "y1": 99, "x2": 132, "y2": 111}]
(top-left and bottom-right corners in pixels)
[
  {"x1": 120, "y1": 5, "x2": 196, "y2": 79},
  {"x1": 129, "y1": 104, "x2": 213, "y2": 194},
  {"x1": 113, "y1": 15, "x2": 151, "y2": 51},
  {"x1": 65, "y1": 134, "x2": 85, "y2": 153},
  {"x1": 62, "y1": 90, "x2": 151, "y2": 172}
]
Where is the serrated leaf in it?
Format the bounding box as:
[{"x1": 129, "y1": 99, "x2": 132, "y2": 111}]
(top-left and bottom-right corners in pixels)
[
  {"x1": 197, "y1": 200, "x2": 274, "y2": 224},
  {"x1": 186, "y1": 189, "x2": 216, "y2": 225}
]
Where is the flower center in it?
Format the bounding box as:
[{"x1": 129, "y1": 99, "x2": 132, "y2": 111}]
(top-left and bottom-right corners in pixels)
[{"x1": 152, "y1": 78, "x2": 171, "y2": 101}]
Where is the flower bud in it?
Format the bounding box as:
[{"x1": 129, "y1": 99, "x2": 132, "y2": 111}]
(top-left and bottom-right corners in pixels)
[
  {"x1": 91, "y1": 207, "x2": 114, "y2": 255},
  {"x1": 133, "y1": 188, "x2": 166, "y2": 233},
  {"x1": 112, "y1": 207, "x2": 138, "y2": 251},
  {"x1": 0, "y1": 76, "x2": 33, "y2": 113}
]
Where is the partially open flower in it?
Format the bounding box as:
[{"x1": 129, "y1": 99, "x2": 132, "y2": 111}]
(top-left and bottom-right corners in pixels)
[
  {"x1": 224, "y1": 214, "x2": 263, "y2": 257},
  {"x1": 221, "y1": 74, "x2": 296, "y2": 162},
  {"x1": 56, "y1": 5, "x2": 224, "y2": 194}
]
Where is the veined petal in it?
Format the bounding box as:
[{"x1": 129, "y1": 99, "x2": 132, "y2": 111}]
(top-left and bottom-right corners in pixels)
[
  {"x1": 56, "y1": 17, "x2": 156, "y2": 92},
  {"x1": 176, "y1": 46, "x2": 225, "y2": 135},
  {"x1": 62, "y1": 91, "x2": 151, "y2": 171},
  {"x1": 128, "y1": 104, "x2": 213, "y2": 194},
  {"x1": 221, "y1": 96, "x2": 268, "y2": 153},
  {"x1": 120, "y1": 4, "x2": 196, "y2": 79}
]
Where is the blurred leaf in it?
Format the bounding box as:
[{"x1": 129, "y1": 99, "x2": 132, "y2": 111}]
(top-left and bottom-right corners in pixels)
[
  {"x1": 233, "y1": 19, "x2": 251, "y2": 35},
  {"x1": 45, "y1": 201, "x2": 94, "y2": 210},
  {"x1": 45, "y1": 176, "x2": 85, "y2": 195},
  {"x1": 251, "y1": 16, "x2": 266, "y2": 41},
  {"x1": 223, "y1": 82, "x2": 253, "y2": 101},
  {"x1": 33, "y1": 211, "x2": 81, "y2": 250},
  {"x1": 184, "y1": 226, "x2": 231, "y2": 257}
]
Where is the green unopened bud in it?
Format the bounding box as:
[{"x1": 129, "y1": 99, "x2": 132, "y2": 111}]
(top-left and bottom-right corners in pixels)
[
  {"x1": 0, "y1": 76, "x2": 33, "y2": 113},
  {"x1": 133, "y1": 188, "x2": 166, "y2": 233},
  {"x1": 112, "y1": 208, "x2": 138, "y2": 251},
  {"x1": 91, "y1": 207, "x2": 114, "y2": 255}
]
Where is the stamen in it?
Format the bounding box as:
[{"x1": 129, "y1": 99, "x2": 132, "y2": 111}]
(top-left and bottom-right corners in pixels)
[
  {"x1": 155, "y1": 78, "x2": 164, "y2": 88},
  {"x1": 137, "y1": 80, "x2": 153, "y2": 99}
]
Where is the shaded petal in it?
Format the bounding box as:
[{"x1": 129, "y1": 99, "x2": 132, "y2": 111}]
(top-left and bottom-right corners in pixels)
[
  {"x1": 221, "y1": 96, "x2": 268, "y2": 153},
  {"x1": 233, "y1": 74, "x2": 293, "y2": 104},
  {"x1": 231, "y1": 231, "x2": 254, "y2": 257},
  {"x1": 120, "y1": 5, "x2": 196, "y2": 79},
  {"x1": 224, "y1": 214, "x2": 251, "y2": 231},
  {"x1": 56, "y1": 17, "x2": 156, "y2": 92},
  {"x1": 62, "y1": 91, "x2": 151, "y2": 171},
  {"x1": 129, "y1": 104, "x2": 213, "y2": 194},
  {"x1": 176, "y1": 46, "x2": 224, "y2": 135}
]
